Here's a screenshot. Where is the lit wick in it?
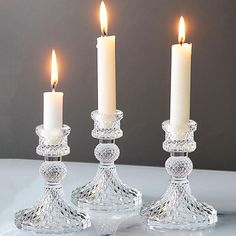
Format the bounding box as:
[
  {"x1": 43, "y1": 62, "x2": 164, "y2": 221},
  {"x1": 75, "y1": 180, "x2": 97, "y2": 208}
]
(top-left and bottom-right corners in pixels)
[
  {"x1": 52, "y1": 81, "x2": 57, "y2": 92},
  {"x1": 102, "y1": 30, "x2": 107, "y2": 37}
]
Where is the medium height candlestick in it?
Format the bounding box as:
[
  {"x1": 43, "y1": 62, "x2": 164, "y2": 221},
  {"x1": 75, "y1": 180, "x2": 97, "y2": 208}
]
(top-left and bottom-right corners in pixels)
[
  {"x1": 170, "y1": 17, "x2": 192, "y2": 133},
  {"x1": 141, "y1": 17, "x2": 217, "y2": 230},
  {"x1": 97, "y1": 1, "x2": 116, "y2": 114}
]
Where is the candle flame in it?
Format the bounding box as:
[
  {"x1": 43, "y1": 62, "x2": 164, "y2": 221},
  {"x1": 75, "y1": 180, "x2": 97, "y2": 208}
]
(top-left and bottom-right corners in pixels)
[
  {"x1": 51, "y1": 49, "x2": 58, "y2": 91},
  {"x1": 100, "y1": 1, "x2": 108, "y2": 36},
  {"x1": 178, "y1": 16, "x2": 185, "y2": 44}
]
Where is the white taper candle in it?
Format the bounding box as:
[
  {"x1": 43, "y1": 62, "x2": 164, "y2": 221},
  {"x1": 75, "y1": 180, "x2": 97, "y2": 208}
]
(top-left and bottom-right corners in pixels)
[
  {"x1": 170, "y1": 17, "x2": 192, "y2": 133},
  {"x1": 97, "y1": 1, "x2": 116, "y2": 114}
]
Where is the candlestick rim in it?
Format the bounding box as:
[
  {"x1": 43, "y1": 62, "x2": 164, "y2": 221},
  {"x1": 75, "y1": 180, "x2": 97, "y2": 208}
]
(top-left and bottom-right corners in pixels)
[
  {"x1": 36, "y1": 124, "x2": 71, "y2": 157},
  {"x1": 91, "y1": 110, "x2": 123, "y2": 140},
  {"x1": 36, "y1": 124, "x2": 71, "y2": 136},
  {"x1": 91, "y1": 110, "x2": 123, "y2": 121},
  {"x1": 162, "y1": 119, "x2": 197, "y2": 153},
  {"x1": 162, "y1": 120, "x2": 197, "y2": 134}
]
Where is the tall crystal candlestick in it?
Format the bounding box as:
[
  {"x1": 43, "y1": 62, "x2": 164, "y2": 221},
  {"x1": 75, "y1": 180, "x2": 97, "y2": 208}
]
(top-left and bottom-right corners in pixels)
[
  {"x1": 71, "y1": 110, "x2": 142, "y2": 212},
  {"x1": 141, "y1": 120, "x2": 217, "y2": 230},
  {"x1": 15, "y1": 125, "x2": 91, "y2": 233},
  {"x1": 71, "y1": 1, "x2": 141, "y2": 213}
]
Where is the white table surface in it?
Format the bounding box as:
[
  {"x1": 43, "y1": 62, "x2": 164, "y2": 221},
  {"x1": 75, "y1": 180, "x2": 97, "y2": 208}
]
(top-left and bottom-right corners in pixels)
[{"x1": 0, "y1": 159, "x2": 236, "y2": 236}]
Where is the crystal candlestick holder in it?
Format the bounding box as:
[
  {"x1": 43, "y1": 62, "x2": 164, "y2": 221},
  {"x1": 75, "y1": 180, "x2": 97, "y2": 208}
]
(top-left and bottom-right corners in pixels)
[
  {"x1": 141, "y1": 120, "x2": 217, "y2": 230},
  {"x1": 71, "y1": 110, "x2": 142, "y2": 211},
  {"x1": 15, "y1": 125, "x2": 91, "y2": 234}
]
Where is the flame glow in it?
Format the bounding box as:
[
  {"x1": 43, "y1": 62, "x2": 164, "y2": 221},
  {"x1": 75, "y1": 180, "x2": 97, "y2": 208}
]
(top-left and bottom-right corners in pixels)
[
  {"x1": 51, "y1": 49, "x2": 58, "y2": 90},
  {"x1": 178, "y1": 16, "x2": 185, "y2": 44},
  {"x1": 100, "y1": 1, "x2": 108, "y2": 36}
]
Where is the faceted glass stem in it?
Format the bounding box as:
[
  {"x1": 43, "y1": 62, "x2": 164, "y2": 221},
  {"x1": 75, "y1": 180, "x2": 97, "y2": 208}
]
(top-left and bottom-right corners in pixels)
[{"x1": 71, "y1": 140, "x2": 142, "y2": 211}]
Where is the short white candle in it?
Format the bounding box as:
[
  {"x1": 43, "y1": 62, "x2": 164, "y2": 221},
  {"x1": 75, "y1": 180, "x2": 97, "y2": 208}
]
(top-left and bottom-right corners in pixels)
[
  {"x1": 43, "y1": 50, "x2": 63, "y2": 131},
  {"x1": 97, "y1": 1, "x2": 116, "y2": 114},
  {"x1": 170, "y1": 17, "x2": 192, "y2": 133}
]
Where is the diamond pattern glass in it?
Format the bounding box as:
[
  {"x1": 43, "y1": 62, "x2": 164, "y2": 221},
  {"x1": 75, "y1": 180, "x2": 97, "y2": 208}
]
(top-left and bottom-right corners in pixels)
[
  {"x1": 141, "y1": 120, "x2": 217, "y2": 230},
  {"x1": 15, "y1": 125, "x2": 91, "y2": 234},
  {"x1": 71, "y1": 110, "x2": 142, "y2": 211}
]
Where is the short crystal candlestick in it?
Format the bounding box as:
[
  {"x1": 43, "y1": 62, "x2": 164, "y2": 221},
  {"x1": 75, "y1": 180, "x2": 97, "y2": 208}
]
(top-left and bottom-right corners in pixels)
[
  {"x1": 71, "y1": 110, "x2": 142, "y2": 211},
  {"x1": 15, "y1": 125, "x2": 91, "y2": 234},
  {"x1": 141, "y1": 120, "x2": 217, "y2": 230}
]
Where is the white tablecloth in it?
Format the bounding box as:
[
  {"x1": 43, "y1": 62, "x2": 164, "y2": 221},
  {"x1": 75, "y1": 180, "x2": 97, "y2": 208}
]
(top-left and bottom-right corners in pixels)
[{"x1": 0, "y1": 159, "x2": 236, "y2": 235}]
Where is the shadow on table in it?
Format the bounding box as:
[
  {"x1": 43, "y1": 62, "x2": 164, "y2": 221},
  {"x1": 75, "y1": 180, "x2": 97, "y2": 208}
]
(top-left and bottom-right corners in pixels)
[
  {"x1": 88, "y1": 209, "x2": 227, "y2": 236},
  {"x1": 89, "y1": 209, "x2": 140, "y2": 235},
  {"x1": 119, "y1": 214, "x2": 236, "y2": 236},
  {"x1": 118, "y1": 219, "x2": 215, "y2": 236}
]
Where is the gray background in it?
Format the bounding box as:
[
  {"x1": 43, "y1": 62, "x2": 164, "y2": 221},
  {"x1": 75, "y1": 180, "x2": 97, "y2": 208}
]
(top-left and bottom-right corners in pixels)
[{"x1": 0, "y1": 0, "x2": 235, "y2": 171}]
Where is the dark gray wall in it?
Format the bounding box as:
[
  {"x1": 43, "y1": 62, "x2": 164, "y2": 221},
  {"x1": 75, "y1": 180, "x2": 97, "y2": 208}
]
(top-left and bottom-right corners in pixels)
[{"x1": 0, "y1": 0, "x2": 235, "y2": 171}]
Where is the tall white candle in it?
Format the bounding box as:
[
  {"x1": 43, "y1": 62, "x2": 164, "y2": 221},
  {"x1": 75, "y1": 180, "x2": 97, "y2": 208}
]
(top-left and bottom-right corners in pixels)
[
  {"x1": 43, "y1": 50, "x2": 63, "y2": 131},
  {"x1": 97, "y1": 1, "x2": 116, "y2": 114},
  {"x1": 170, "y1": 17, "x2": 192, "y2": 133}
]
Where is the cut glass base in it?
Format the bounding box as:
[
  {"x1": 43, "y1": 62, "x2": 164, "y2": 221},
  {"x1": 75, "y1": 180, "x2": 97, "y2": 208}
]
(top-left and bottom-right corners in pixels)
[
  {"x1": 71, "y1": 164, "x2": 142, "y2": 211},
  {"x1": 141, "y1": 179, "x2": 217, "y2": 230},
  {"x1": 15, "y1": 185, "x2": 91, "y2": 234}
]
